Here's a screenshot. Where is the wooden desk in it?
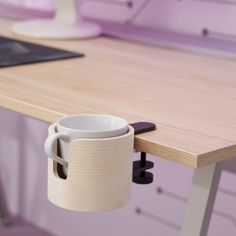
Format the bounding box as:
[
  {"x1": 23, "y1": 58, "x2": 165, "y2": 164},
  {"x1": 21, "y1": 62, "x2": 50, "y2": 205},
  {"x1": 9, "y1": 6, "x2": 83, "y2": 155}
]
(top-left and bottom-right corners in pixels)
[
  {"x1": 1, "y1": 19, "x2": 236, "y2": 168},
  {"x1": 0, "y1": 18, "x2": 235, "y2": 236}
]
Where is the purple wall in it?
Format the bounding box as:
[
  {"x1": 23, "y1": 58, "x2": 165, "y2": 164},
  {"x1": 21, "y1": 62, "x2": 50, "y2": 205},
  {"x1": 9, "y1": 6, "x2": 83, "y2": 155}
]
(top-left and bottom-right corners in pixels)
[
  {"x1": 1, "y1": 1, "x2": 236, "y2": 235},
  {"x1": 83, "y1": 0, "x2": 236, "y2": 37}
]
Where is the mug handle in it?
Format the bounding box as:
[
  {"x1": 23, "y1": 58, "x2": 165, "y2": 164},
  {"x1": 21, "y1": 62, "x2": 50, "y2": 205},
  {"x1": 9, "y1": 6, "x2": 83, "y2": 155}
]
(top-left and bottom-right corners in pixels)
[{"x1": 44, "y1": 133, "x2": 71, "y2": 167}]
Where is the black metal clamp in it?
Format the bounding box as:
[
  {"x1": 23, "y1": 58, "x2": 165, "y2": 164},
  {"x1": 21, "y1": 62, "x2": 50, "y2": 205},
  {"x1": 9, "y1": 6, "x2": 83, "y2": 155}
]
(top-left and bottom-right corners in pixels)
[{"x1": 130, "y1": 122, "x2": 156, "y2": 185}]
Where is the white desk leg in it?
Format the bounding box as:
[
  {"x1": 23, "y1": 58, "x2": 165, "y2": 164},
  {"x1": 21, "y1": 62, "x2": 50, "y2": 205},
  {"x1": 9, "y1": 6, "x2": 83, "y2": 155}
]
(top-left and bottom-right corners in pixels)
[{"x1": 180, "y1": 162, "x2": 223, "y2": 236}]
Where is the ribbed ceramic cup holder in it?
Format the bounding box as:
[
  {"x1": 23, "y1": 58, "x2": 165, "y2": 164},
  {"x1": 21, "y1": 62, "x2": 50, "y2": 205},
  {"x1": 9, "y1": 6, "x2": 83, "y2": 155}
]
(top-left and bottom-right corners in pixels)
[
  {"x1": 47, "y1": 122, "x2": 134, "y2": 212},
  {"x1": 46, "y1": 120, "x2": 156, "y2": 212}
]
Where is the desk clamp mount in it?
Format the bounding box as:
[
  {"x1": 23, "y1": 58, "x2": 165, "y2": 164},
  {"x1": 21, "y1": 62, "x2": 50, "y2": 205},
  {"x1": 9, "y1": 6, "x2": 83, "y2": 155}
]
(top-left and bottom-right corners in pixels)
[{"x1": 130, "y1": 122, "x2": 156, "y2": 185}]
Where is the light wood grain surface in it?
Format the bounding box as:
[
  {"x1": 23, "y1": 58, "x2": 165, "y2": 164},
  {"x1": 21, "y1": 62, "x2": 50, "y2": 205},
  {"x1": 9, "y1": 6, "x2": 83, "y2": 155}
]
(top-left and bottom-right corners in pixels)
[{"x1": 0, "y1": 18, "x2": 236, "y2": 168}]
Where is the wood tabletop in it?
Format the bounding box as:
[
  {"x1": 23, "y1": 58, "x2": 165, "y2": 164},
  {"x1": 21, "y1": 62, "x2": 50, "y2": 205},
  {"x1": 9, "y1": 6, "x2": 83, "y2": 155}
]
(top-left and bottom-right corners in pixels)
[{"x1": 0, "y1": 18, "x2": 236, "y2": 168}]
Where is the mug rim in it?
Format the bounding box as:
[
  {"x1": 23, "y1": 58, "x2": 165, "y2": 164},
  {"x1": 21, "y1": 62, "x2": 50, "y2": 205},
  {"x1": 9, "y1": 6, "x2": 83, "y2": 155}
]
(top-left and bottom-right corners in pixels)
[
  {"x1": 50, "y1": 123, "x2": 134, "y2": 142},
  {"x1": 56, "y1": 114, "x2": 128, "y2": 134}
]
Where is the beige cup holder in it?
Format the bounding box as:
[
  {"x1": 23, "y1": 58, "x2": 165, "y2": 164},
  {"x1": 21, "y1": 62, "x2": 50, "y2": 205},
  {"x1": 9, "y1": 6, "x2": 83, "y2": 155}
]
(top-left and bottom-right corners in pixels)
[{"x1": 47, "y1": 122, "x2": 134, "y2": 212}]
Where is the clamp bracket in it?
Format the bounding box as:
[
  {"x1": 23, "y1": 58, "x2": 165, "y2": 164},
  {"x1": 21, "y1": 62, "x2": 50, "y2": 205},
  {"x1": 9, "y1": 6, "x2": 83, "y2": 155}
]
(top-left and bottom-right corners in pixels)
[{"x1": 130, "y1": 122, "x2": 156, "y2": 185}]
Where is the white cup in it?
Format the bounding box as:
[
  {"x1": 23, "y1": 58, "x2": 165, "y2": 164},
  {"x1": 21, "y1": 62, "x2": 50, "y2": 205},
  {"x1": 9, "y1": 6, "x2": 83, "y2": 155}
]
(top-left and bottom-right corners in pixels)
[{"x1": 44, "y1": 114, "x2": 129, "y2": 171}]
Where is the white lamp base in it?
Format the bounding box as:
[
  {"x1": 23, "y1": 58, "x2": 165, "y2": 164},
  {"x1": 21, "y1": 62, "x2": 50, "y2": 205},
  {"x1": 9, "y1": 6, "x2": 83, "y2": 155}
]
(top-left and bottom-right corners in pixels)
[{"x1": 12, "y1": 19, "x2": 102, "y2": 39}]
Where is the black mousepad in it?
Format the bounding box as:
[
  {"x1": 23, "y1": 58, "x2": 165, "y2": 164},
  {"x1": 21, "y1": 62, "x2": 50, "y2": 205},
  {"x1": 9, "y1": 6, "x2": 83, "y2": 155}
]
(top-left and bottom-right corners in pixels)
[{"x1": 0, "y1": 36, "x2": 84, "y2": 68}]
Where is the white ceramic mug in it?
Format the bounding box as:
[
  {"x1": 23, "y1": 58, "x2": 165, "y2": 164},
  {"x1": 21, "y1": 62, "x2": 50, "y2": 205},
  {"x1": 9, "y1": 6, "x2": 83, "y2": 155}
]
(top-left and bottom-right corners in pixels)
[{"x1": 44, "y1": 114, "x2": 128, "y2": 169}]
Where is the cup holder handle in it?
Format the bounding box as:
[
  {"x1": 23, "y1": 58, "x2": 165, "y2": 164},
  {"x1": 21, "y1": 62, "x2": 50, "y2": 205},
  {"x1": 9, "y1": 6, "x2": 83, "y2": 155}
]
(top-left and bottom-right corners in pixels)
[{"x1": 44, "y1": 132, "x2": 71, "y2": 167}]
